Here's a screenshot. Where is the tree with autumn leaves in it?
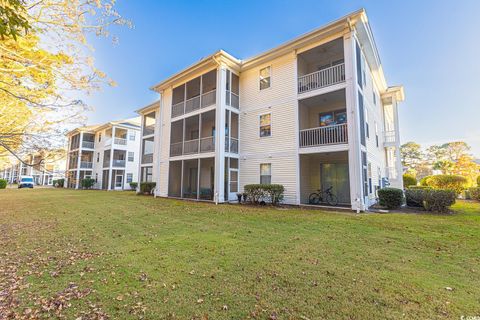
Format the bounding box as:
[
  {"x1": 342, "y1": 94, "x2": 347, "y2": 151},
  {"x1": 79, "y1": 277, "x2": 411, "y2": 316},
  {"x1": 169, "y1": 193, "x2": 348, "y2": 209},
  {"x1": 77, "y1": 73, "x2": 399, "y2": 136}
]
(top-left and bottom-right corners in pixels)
[
  {"x1": 401, "y1": 141, "x2": 480, "y2": 186},
  {"x1": 0, "y1": 0, "x2": 130, "y2": 168}
]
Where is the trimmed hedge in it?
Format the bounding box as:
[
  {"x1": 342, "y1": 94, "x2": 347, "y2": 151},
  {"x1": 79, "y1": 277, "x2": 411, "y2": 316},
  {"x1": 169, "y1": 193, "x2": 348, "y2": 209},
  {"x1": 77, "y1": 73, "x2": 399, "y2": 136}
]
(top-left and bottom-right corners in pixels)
[
  {"x1": 403, "y1": 174, "x2": 417, "y2": 188},
  {"x1": 406, "y1": 188, "x2": 456, "y2": 212},
  {"x1": 53, "y1": 178, "x2": 65, "y2": 188},
  {"x1": 378, "y1": 187, "x2": 404, "y2": 209},
  {"x1": 139, "y1": 182, "x2": 156, "y2": 195},
  {"x1": 129, "y1": 182, "x2": 138, "y2": 190},
  {"x1": 0, "y1": 179, "x2": 7, "y2": 189},
  {"x1": 420, "y1": 175, "x2": 468, "y2": 195},
  {"x1": 423, "y1": 189, "x2": 456, "y2": 213},
  {"x1": 469, "y1": 187, "x2": 480, "y2": 201},
  {"x1": 405, "y1": 188, "x2": 425, "y2": 207},
  {"x1": 244, "y1": 184, "x2": 285, "y2": 205},
  {"x1": 81, "y1": 178, "x2": 95, "y2": 189}
]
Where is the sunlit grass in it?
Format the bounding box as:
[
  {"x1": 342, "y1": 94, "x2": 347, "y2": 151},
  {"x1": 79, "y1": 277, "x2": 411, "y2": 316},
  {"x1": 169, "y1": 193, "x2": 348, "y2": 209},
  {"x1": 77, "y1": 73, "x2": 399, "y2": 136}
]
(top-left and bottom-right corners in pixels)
[{"x1": 0, "y1": 189, "x2": 479, "y2": 319}]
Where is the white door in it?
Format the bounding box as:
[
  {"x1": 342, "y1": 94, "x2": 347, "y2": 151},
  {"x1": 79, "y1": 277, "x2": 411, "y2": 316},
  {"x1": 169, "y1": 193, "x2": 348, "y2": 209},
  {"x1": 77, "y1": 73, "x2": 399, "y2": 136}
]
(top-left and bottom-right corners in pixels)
[
  {"x1": 115, "y1": 174, "x2": 123, "y2": 190},
  {"x1": 228, "y1": 169, "x2": 238, "y2": 201}
]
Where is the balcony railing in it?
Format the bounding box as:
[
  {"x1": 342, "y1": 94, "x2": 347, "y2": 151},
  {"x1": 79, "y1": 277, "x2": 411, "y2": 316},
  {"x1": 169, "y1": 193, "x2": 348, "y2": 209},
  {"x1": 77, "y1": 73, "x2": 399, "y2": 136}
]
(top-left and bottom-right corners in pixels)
[
  {"x1": 170, "y1": 142, "x2": 183, "y2": 157},
  {"x1": 299, "y1": 123, "x2": 348, "y2": 148},
  {"x1": 112, "y1": 159, "x2": 126, "y2": 167},
  {"x1": 171, "y1": 89, "x2": 217, "y2": 118},
  {"x1": 170, "y1": 136, "x2": 216, "y2": 157},
  {"x1": 225, "y1": 137, "x2": 239, "y2": 153},
  {"x1": 231, "y1": 93, "x2": 239, "y2": 109},
  {"x1": 82, "y1": 141, "x2": 94, "y2": 149},
  {"x1": 142, "y1": 154, "x2": 153, "y2": 164},
  {"x1": 80, "y1": 161, "x2": 93, "y2": 169},
  {"x1": 298, "y1": 63, "x2": 345, "y2": 94},
  {"x1": 183, "y1": 139, "x2": 199, "y2": 154},
  {"x1": 384, "y1": 131, "x2": 396, "y2": 144},
  {"x1": 143, "y1": 125, "x2": 155, "y2": 136},
  {"x1": 114, "y1": 138, "x2": 127, "y2": 145},
  {"x1": 185, "y1": 96, "x2": 200, "y2": 113},
  {"x1": 201, "y1": 90, "x2": 216, "y2": 108},
  {"x1": 200, "y1": 136, "x2": 215, "y2": 153}
]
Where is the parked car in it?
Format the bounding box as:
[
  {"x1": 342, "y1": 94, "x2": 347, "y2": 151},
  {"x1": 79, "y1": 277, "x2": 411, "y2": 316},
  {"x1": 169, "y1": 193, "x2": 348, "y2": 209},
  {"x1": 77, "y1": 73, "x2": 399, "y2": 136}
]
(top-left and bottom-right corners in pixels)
[{"x1": 18, "y1": 176, "x2": 34, "y2": 188}]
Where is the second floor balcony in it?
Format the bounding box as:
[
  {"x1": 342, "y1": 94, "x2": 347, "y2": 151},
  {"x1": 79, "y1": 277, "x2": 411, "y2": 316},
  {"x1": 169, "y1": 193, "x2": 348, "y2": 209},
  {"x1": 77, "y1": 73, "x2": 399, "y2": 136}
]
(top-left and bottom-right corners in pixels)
[{"x1": 299, "y1": 89, "x2": 348, "y2": 149}]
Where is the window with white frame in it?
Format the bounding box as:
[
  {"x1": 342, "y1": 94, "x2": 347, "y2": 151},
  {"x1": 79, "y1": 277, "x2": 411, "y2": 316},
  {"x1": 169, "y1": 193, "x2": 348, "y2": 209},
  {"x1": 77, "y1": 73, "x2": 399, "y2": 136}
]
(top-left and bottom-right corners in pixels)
[
  {"x1": 126, "y1": 173, "x2": 133, "y2": 183},
  {"x1": 129, "y1": 130, "x2": 136, "y2": 141},
  {"x1": 128, "y1": 151, "x2": 134, "y2": 162},
  {"x1": 259, "y1": 113, "x2": 271, "y2": 137},
  {"x1": 375, "y1": 122, "x2": 379, "y2": 148},
  {"x1": 259, "y1": 66, "x2": 271, "y2": 90},
  {"x1": 260, "y1": 163, "x2": 271, "y2": 184},
  {"x1": 97, "y1": 152, "x2": 100, "y2": 162},
  {"x1": 98, "y1": 133, "x2": 102, "y2": 142}
]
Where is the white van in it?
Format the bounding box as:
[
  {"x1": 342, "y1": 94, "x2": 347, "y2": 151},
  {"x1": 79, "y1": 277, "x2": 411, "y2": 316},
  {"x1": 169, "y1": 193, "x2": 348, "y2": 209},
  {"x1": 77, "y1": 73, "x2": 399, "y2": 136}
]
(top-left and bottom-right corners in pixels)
[{"x1": 18, "y1": 176, "x2": 34, "y2": 188}]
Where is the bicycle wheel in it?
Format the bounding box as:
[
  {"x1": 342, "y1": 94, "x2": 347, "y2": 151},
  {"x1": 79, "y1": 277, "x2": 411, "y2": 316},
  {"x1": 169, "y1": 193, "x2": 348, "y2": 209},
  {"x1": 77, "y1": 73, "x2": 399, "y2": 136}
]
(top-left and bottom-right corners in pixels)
[
  {"x1": 308, "y1": 193, "x2": 320, "y2": 205},
  {"x1": 325, "y1": 193, "x2": 338, "y2": 206}
]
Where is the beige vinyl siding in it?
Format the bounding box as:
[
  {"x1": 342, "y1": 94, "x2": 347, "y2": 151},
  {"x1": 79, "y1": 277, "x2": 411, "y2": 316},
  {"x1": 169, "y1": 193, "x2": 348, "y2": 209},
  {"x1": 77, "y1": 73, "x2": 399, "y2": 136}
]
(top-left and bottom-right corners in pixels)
[{"x1": 239, "y1": 53, "x2": 299, "y2": 204}]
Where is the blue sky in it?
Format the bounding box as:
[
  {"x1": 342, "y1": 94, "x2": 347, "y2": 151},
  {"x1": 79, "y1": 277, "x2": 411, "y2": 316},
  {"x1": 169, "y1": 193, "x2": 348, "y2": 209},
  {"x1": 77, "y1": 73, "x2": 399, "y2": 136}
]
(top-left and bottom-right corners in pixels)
[{"x1": 84, "y1": 0, "x2": 480, "y2": 156}]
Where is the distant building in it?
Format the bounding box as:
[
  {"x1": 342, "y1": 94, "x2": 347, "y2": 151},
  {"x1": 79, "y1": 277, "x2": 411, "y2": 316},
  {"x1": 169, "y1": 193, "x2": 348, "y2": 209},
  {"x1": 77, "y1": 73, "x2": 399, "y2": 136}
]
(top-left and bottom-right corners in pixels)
[{"x1": 65, "y1": 118, "x2": 141, "y2": 190}]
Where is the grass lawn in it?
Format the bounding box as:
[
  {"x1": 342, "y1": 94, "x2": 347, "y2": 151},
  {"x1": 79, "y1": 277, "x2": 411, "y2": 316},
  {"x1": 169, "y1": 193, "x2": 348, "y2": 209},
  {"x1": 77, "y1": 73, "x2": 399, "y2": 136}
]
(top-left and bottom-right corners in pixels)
[{"x1": 0, "y1": 189, "x2": 479, "y2": 319}]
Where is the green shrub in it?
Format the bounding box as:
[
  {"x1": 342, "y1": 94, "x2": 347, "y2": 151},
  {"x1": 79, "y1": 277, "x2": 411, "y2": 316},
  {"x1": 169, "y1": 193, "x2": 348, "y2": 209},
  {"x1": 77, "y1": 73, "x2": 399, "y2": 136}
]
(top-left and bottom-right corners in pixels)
[
  {"x1": 54, "y1": 178, "x2": 65, "y2": 188},
  {"x1": 378, "y1": 187, "x2": 404, "y2": 209},
  {"x1": 477, "y1": 176, "x2": 480, "y2": 186},
  {"x1": 407, "y1": 185, "x2": 431, "y2": 190},
  {"x1": 420, "y1": 175, "x2": 468, "y2": 195},
  {"x1": 244, "y1": 184, "x2": 285, "y2": 205},
  {"x1": 139, "y1": 182, "x2": 156, "y2": 195},
  {"x1": 0, "y1": 179, "x2": 7, "y2": 189},
  {"x1": 405, "y1": 188, "x2": 426, "y2": 207},
  {"x1": 81, "y1": 178, "x2": 95, "y2": 189},
  {"x1": 423, "y1": 189, "x2": 456, "y2": 213},
  {"x1": 469, "y1": 187, "x2": 480, "y2": 201},
  {"x1": 403, "y1": 174, "x2": 417, "y2": 188},
  {"x1": 129, "y1": 182, "x2": 138, "y2": 190}
]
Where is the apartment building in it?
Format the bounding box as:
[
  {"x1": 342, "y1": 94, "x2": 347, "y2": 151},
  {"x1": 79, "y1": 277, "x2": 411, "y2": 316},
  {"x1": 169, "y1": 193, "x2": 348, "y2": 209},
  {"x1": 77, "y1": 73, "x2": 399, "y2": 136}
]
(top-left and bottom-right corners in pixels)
[
  {"x1": 137, "y1": 9, "x2": 404, "y2": 210},
  {"x1": 0, "y1": 152, "x2": 66, "y2": 186},
  {"x1": 65, "y1": 118, "x2": 141, "y2": 190}
]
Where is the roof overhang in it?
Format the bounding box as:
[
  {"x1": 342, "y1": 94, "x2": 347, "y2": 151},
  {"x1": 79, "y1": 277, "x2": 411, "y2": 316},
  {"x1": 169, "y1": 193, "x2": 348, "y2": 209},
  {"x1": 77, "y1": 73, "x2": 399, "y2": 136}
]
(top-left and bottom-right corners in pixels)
[
  {"x1": 136, "y1": 100, "x2": 160, "y2": 115},
  {"x1": 151, "y1": 50, "x2": 241, "y2": 93},
  {"x1": 382, "y1": 86, "x2": 405, "y2": 103}
]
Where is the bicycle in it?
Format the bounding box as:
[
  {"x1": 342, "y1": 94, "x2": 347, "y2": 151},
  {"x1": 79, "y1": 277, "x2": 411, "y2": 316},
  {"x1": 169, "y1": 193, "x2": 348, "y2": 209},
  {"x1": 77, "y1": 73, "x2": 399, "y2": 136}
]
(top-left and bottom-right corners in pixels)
[{"x1": 308, "y1": 186, "x2": 338, "y2": 206}]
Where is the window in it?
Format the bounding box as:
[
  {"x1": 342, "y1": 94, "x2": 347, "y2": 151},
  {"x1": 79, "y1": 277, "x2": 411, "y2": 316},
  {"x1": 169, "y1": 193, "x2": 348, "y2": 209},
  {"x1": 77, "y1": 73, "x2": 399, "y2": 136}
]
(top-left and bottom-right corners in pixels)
[
  {"x1": 128, "y1": 152, "x2": 134, "y2": 162},
  {"x1": 259, "y1": 113, "x2": 271, "y2": 137},
  {"x1": 375, "y1": 122, "x2": 379, "y2": 148},
  {"x1": 365, "y1": 108, "x2": 369, "y2": 138},
  {"x1": 126, "y1": 173, "x2": 133, "y2": 183},
  {"x1": 319, "y1": 110, "x2": 347, "y2": 127},
  {"x1": 358, "y1": 92, "x2": 366, "y2": 147},
  {"x1": 368, "y1": 163, "x2": 372, "y2": 194},
  {"x1": 260, "y1": 163, "x2": 271, "y2": 184},
  {"x1": 259, "y1": 66, "x2": 271, "y2": 90},
  {"x1": 98, "y1": 133, "x2": 102, "y2": 142},
  {"x1": 96, "y1": 152, "x2": 100, "y2": 163},
  {"x1": 129, "y1": 131, "x2": 136, "y2": 141},
  {"x1": 373, "y1": 90, "x2": 377, "y2": 105}
]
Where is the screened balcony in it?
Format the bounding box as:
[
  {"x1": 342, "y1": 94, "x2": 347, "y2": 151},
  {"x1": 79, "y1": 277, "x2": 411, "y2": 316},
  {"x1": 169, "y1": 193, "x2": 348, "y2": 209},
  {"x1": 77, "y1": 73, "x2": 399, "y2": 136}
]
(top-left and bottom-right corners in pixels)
[
  {"x1": 168, "y1": 157, "x2": 215, "y2": 200},
  {"x1": 297, "y1": 38, "x2": 345, "y2": 94},
  {"x1": 170, "y1": 110, "x2": 216, "y2": 157},
  {"x1": 224, "y1": 110, "x2": 239, "y2": 154},
  {"x1": 143, "y1": 111, "x2": 156, "y2": 136},
  {"x1": 141, "y1": 136, "x2": 154, "y2": 164},
  {"x1": 299, "y1": 89, "x2": 348, "y2": 148},
  {"x1": 82, "y1": 133, "x2": 95, "y2": 149},
  {"x1": 112, "y1": 150, "x2": 126, "y2": 168},
  {"x1": 171, "y1": 70, "x2": 217, "y2": 118},
  {"x1": 80, "y1": 151, "x2": 94, "y2": 169}
]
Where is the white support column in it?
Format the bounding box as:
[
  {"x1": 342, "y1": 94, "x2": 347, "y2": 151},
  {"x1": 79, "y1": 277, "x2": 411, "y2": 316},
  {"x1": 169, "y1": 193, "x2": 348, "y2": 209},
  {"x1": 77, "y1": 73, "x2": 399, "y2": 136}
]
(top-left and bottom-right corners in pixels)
[
  {"x1": 214, "y1": 66, "x2": 227, "y2": 203},
  {"x1": 108, "y1": 127, "x2": 115, "y2": 190},
  {"x1": 76, "y1": 133, "x2": 83, "y2": 189},
  {"x1": 344, "y1": 31, "x2": 365, "y2": 211},
  {"x1": 392, "y1": 98, "x2": 403, "y2": 189},
  {"x1": 154, "y1": 98, "x2": 165, "y2": 197},
  {"x1": 293, "y1": 51, "x2": 301, "y2": 205}
]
